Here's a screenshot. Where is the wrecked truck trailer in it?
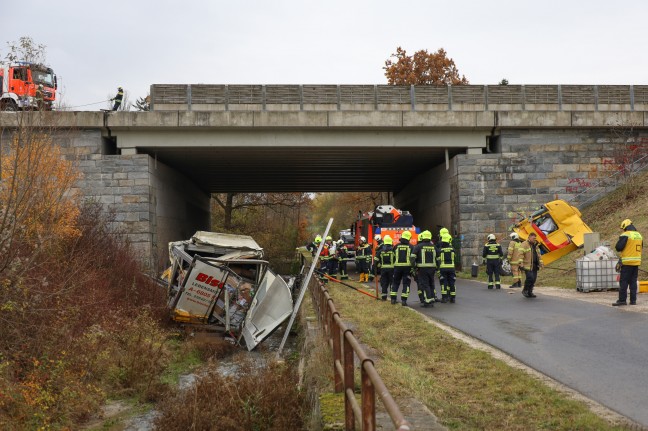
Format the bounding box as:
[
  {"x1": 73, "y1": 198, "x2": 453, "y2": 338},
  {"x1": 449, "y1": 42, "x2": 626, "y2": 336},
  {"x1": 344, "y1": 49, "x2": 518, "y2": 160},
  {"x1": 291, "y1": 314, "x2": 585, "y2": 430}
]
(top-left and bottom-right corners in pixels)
[{"x1": 164, "y1": 231, "x2": 293, "y2": 351}]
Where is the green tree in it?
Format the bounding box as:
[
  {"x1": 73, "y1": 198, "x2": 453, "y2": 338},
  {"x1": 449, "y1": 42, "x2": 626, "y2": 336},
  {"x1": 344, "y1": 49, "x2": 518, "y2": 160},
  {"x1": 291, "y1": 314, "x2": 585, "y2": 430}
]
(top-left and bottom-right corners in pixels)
[
  {"x1": 384, "y1": 47, "x2": 468, "y2": 85},
  {"x1": 4, "y1": 36, "x2": 47, "y2": 65}
]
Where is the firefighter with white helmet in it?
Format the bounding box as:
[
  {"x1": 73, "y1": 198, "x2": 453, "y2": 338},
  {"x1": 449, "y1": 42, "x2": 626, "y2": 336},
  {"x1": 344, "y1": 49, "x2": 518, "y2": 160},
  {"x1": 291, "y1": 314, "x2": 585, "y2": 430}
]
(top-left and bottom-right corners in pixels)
[
  {"x1": 482, "y1": 234, "x2": 504, "y2": 289},
  {"x1": 613, "y1": 219, "x2": 643, "y2": 306},
  {"x1": 336, "y1": 239, "x2": 350, "y2": 280},
  {"x1": 507, "y1": 232, "x2": 523, "y2": 288},
  {"x1": 356, "y1": 236, "x2": 371, "y2": 282}
]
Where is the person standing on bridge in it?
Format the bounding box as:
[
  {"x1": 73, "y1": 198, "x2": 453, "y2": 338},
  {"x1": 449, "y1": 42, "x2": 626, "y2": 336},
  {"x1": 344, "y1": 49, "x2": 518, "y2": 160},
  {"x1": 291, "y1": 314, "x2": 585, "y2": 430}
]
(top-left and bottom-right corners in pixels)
[
  {"x1": 111, "y1": 86, "x2": 124, "y2": 111},
  {"x1": 390, "y1": 231, "x2": 414, "y2": 306},
  {"x1": 519, "y1": 233, "x2": 543, "y2": 298},
  {"x1": 613, "y1": 219, "x2": 643, "y2": 306},
  {"x1": 376, "y1": 235, "x2": 395, "y2": 300},
  {"x1": 482, "y1": 234, "x2": 503, "y2": 289},
  {"x1": 507, "y1": 232, "x2": 523, "y2": 288},
  {"x1": 412, "y1": 230, "x2": 437, "y2": 307}
]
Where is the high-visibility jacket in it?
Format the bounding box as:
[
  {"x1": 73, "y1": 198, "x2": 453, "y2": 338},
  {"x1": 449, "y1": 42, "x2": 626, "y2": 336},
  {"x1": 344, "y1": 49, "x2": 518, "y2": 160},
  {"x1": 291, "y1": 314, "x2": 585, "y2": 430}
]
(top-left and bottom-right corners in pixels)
[
  {"x1": 393, "y1": 240, "x2": 413, "y2": 267},
  {"x1": 320, "y1": 244, "x2": 332, "y2": 261},
  {"x1": 438, "y1": 244, "x2": 455, "y2": 269},
  {"x1": 356, "y1": 243, "x2": 372, "y2": 261},
  {"x1": 337, "y1": 245, "x2": 349, "y2": 260},
  {"x1": 482, "y1": 241, "x2": 503, "y2": 261},
  {"x1": 507, "y1": 240, "x2": 522, "y2": 265},
  {"x1": 619, "y1": 231, "x2": 643, "y2": 266},
  {"x1": 377, "y1": 245, "x2": 395, "y2": 268},
  {"x1": 412, "y1": 240, "x2": 436, "y2": 268}
]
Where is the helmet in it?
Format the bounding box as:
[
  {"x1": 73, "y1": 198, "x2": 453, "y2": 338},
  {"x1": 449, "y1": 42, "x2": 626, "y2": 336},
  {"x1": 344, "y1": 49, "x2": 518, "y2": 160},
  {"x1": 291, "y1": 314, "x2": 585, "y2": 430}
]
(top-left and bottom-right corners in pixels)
[
  {"x1": 383, "y1": 235, "x2": 393, "y2": 245},
  {"x1": 326, "y1": 236, "x2": 332, "y2": 241},
  {"x1": 487, "y1": 234, "x2": 496, "y2": 241},
  {"x1": 509, "y1": 232, "x2": 519, "y2": 240},
  {"x1": 439, "y1": 227, "x2": 449, "y2": 237},
  {"x1": 118, "y1": 86, "x2": 123, "y2": 90},
  {"x1": 441, "y1": 233, "x2": 453, "y2": 243},
  {"x1": 337, "y1": 239, "x2": 343, "y2": 245},
  {"x1": 374, "y1": 234, "x2": 381, "y2": 241},
  {"x1": 360, "y1": 236, "x2": 366, "y2": 243},
  {"x1": 620, "y1": 219, "x2": 632, "y2": 230},
  {"x1": 419, "y1": 230, "x2": 432, "y2": 241},
  {"x1": 401, "y1": 231, "x2": 412, "y2": 240},
  {"x1": 314, "y1": 235, "x2": 322, "y2": 243}
]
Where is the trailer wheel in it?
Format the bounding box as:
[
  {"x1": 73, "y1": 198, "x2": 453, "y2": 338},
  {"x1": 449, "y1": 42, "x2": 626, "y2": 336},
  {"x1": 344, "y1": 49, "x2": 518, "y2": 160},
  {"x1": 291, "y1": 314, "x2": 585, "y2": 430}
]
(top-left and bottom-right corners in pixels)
[{"x1": 1, "y1": 100, "x2": 18, "y2": 111}]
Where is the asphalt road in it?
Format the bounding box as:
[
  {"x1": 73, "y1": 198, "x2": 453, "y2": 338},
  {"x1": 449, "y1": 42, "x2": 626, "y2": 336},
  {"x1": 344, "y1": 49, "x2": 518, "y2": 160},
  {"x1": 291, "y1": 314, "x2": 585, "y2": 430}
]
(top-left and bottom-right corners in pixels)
[{"x1": 402, "y1": 277, "x2": 648, "y2": 426}]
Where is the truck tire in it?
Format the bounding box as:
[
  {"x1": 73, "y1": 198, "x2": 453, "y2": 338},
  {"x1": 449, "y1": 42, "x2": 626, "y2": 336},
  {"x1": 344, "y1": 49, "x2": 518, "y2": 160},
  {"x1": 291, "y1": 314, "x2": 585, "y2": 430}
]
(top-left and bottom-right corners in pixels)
[{"x1": 1, "y1": 100, "x2": 18, "y2": 111}]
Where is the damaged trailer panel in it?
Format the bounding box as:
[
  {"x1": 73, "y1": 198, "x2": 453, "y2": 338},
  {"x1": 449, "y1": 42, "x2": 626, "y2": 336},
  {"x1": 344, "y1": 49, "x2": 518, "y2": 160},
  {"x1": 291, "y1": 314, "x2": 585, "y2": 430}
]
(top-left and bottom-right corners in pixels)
[{"x1": 164, "y1": 231, "x2": 293, "y2": 351}]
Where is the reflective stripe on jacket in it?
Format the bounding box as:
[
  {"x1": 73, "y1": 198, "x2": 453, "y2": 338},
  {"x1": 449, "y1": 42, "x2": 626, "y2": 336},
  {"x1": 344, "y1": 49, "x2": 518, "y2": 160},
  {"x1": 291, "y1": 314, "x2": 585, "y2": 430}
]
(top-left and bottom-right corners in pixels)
[
  {"x1": 393, "y1": 241, "x2": 412, "y2": 267},
  {"x1": 507, "y1": 241, "x2": 522, "y2": 264},
  {"x1": 619, "y1": 231, "x2": 643, "y2": 266},
  {"x1": 412, "y1": 241, "x2": 436, "y2": 268},
  {"x1": 438, "y1": 245, "x2": 455, "y2": 269},
  {"x1": 482, "y1": 242, "x2": 503, "y2": 260}
]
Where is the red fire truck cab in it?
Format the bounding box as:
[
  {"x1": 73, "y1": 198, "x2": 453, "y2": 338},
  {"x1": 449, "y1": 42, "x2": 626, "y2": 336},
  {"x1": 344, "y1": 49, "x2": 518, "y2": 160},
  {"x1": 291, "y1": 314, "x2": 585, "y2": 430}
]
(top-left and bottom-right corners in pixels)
[
  {"x1": 0, "y1": 62, "x2": 57, "y2": 111},
  {"x1": 352, "y1": 205, "x2": 419, "y2": 253}
]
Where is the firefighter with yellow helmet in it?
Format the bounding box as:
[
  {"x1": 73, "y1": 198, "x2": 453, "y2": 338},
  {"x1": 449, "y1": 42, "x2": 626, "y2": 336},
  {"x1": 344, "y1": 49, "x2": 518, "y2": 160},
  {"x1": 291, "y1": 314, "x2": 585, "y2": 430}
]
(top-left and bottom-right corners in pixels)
[
  {"x1": 390, "y1": 231, "x2": 414, "y2": 306},
  {"x1": 412, "y1": 230, "x2": 437, "y2": 307},
  {"x1": 437, "y1": 229, "x2": 456, "y2": 303},
  {"x1": 375, "y1": 235, "x2": 395, "y2": 300},
  {"x1": 613, "y1": 219, "x2": 643, "y2": 306}
]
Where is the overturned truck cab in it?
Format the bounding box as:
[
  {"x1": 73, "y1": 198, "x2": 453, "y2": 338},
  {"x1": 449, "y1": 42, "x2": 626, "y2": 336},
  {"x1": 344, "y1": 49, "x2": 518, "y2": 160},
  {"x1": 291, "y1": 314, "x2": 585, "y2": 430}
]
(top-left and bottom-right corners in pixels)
[{"x1": 164, "y1": 231, "x2": 293, "y2": 350}]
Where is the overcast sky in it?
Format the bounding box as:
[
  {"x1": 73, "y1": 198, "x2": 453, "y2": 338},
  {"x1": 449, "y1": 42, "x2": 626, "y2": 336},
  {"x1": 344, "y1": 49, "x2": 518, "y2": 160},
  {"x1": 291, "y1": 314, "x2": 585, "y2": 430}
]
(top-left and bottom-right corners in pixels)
[{"x1": 2, "y1": 0, "x2": 646, "y2": 110}]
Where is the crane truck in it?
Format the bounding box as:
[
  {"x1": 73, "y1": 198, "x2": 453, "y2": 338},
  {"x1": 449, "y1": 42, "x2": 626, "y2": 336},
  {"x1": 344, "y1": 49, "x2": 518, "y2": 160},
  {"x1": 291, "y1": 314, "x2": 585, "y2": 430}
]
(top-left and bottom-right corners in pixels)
[
  {"x1": 352, "y1": 205, "x2": 419, "y2": 250},
  {"x1": 0, "y1": 62, "x2": 57, "y2": 111}
]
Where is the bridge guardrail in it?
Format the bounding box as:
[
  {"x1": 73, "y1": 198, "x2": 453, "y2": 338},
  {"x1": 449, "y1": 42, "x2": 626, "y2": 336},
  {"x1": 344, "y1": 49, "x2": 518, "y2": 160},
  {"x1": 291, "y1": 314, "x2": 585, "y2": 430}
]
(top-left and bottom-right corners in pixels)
[
  {"x1": 151, "y1": 84, "x2": 648, "y2": 112},
  {"x1": 310, "y1": 278, "x2": 412, "y2": 431}
]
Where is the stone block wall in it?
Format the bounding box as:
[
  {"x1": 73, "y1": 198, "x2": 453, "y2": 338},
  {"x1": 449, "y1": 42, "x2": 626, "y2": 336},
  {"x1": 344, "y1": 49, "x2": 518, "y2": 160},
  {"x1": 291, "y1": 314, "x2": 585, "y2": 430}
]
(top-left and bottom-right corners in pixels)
[
  {"x1": 22, "y1": 128, "x2": 213, "y2": 271},
  {"x1": 59, "y1": 129, "x2": 157, "y2": 267},
  {"x1": 454, "y1": 128, "x2": 647, "y2": 268}
]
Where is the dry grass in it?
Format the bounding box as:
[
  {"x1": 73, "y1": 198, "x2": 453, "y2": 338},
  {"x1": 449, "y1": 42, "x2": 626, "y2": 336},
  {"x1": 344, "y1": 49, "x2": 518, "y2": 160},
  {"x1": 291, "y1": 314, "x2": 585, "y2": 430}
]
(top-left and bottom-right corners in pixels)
[
  {"x1": 324, "y1": 283, "x2": 632, "y2": 430},
  {"x1": 154, "y1": 360, "x2": 304, "y2": 431}
]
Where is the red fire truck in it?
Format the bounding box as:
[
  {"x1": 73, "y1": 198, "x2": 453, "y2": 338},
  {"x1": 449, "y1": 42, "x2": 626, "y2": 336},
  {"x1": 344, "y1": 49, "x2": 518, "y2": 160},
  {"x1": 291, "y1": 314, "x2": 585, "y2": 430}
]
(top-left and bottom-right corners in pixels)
[
  {"x1": 0, "y1": 62, "x2": 57, "y2": 111},
  {"x1": 352, "y1": 205, "x2": 419, "y2": 252}
]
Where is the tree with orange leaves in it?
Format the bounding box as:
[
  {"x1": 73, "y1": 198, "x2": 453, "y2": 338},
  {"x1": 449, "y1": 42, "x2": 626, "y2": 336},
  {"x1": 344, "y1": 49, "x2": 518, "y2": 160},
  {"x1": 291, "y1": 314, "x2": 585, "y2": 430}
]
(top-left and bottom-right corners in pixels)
[
  {"x1": 384, "y1": 47, "x2": 469, "y2": 86},
  {"x1": 0, "y1": 124, "x2": 81, "y2": 273}
]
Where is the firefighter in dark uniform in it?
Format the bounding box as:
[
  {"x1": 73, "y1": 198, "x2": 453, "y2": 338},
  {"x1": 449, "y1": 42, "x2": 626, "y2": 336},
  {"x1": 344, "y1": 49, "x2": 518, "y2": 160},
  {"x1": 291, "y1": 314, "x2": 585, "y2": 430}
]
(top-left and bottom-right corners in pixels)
[
  {"x1": 369, "y1": 234, "x2": 382, "y2": 281},
  {"x1": 336, "y1": 239, "x2": 350, "y2": 280},
  {"x1": 412, "y1": 230, "x2": 437, "y2": 307},
  {"x1": 390, "y1": 231, "x2": 413, "y2": 306},
  {"x1": 319, "y1": 237, "x2": 332, "y2": 283},
  {"x1": 356, "y1": 236, "x2": 371, "y2": 282},
  {"x1": 375, "y1": 235, "x2": 395, "y2": 300},
  {"x1": 437, "y1": 232, "x2": 456, "y2": 303},
  {"x1": 613, "y1": 219, "x2": 643, "y2": 306},
  {"x1": 111, "y1": 86, "x2": 124, "y2": 111},
  {"x1": 482, "y1": 234, "x2": 504, "y2": 289},
  {"x1": 306, "y1": 235, "x2": 322, "y2": 256}
]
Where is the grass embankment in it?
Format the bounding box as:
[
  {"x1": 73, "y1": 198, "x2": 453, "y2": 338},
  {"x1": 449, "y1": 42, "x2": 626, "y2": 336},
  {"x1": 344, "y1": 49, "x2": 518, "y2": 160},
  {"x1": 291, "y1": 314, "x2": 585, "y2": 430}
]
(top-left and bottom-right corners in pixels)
[
  {"x1": 325, "y1": 282, "x2": 630, "y2": 430},
  {"x1": 465, "y1": 171, "x2": 648, "y2": 289}
]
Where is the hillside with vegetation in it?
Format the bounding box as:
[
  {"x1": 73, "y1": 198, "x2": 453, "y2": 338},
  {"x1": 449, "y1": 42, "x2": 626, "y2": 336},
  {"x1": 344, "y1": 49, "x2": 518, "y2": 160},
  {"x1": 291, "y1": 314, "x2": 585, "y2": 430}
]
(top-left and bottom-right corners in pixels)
[{"x1": 536, "y1": 170, "x2": 648, "y2": 289}]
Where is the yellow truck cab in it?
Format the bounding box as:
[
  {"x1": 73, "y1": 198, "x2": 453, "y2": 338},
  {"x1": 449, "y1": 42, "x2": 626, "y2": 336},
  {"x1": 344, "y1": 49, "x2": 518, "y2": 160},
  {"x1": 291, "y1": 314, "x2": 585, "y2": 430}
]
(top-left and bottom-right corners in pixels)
[{"x1": 513, "y1": 200, "x2": 592, "y2": 265}]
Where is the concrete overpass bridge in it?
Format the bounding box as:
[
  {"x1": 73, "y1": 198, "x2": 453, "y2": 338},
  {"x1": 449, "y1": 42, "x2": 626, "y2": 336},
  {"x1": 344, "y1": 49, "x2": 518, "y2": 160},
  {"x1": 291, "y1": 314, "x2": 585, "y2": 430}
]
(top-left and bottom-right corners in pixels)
[{"x1": 2, "y1": 83, "x2": 648, "y2": 270}]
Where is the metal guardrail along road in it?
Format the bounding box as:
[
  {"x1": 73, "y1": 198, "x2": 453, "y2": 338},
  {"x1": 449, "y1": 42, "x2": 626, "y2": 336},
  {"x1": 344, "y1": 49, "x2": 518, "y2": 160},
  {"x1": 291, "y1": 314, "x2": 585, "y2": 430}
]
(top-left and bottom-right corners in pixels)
[{"x1": 310, "y1": 279, "x2": 412, "y2": 431}]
